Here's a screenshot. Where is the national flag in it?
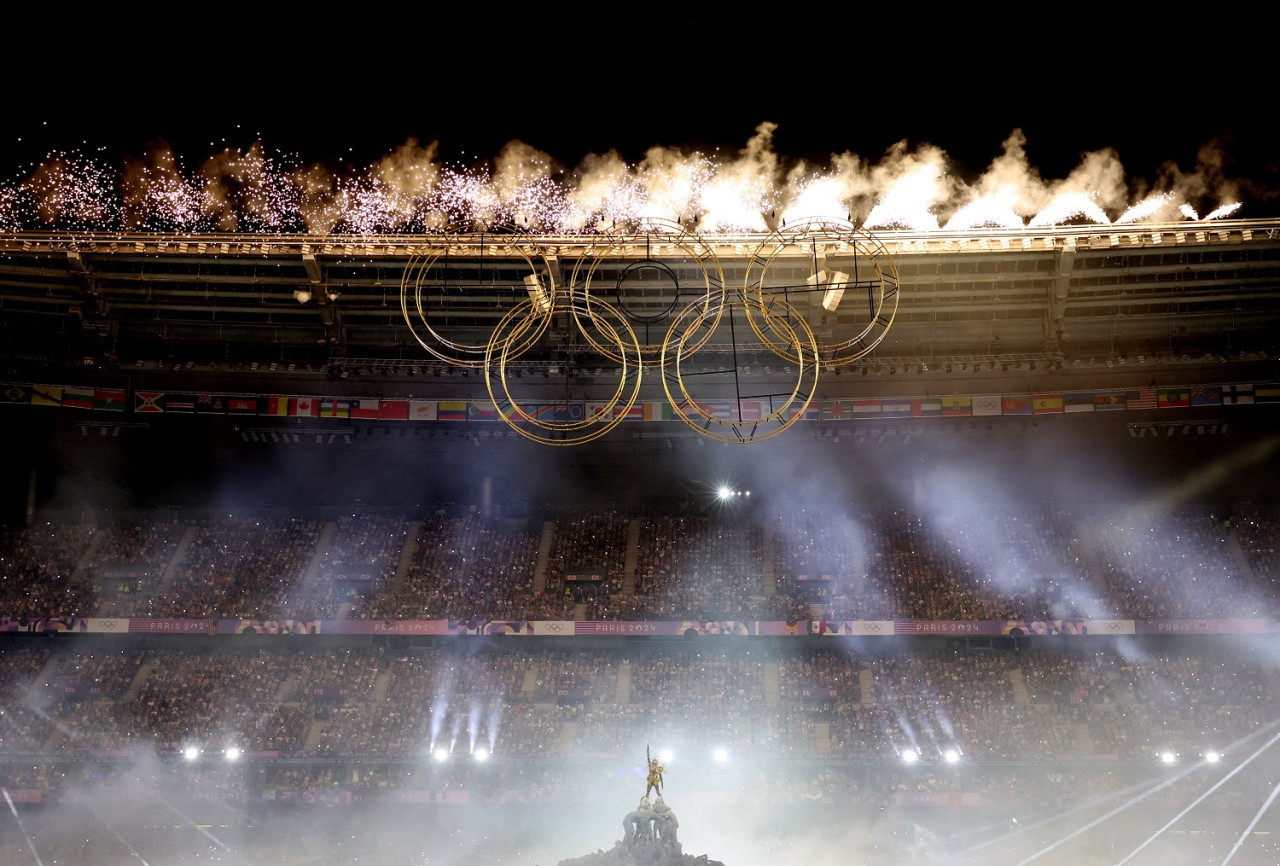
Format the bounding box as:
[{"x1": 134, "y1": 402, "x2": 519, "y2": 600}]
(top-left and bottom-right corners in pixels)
[
  {"x1": 227, "y1": 397, "x2": 258, "y2": 415},
  {"x1": 520, "y1": 403, "x2": 559, "y2": 421},
  {"x1": 31, "y1": 385, "x2": 63, "y2": 406},
  {"x1": 698, "y1": 401, "x2": 732, "y2": 420},
  {"x1": 0, "y1": 385, "x2": 31, "y2": 404},
  {"x1": 822, "y1": 400, "x2": 851, "y2": 421},
  {"x1": 1157, "y1": 386, "x2": 1190, "y2": 409},
  {"x1": 349, "y1": 399, "x2": 381, "y2": 420},
  {"x1": 1064, "y1": 392, "x2": 1095, "y2": 413},
  {"x1": 291, "y1": 397, "x2": 319, "y2": 417},
  {"x1": 972, "y1": 395, "x2": 1002, "y2": 417},
  {"x1": 566, "y1": 403, "x2": 586, "y2": 422},
  {"x1": 941, "y1": 396, "x2": 971, "y2": 417},
  {"x1": 1221, "y1": 384, "x2": 1254, "y2": 405},
  {"x1": 437, "y1": 401, "x2": 468, "y2": 421},
  {"x1": 319, "y1": 398, "x2": 350, "y2": 418},
  {"x1": 409, "y1": 400, "x2": 437, "y2": 421},
  {"x1": 1190, "y1": 385, "x2": 1222, "y2": 407},
  {"x1": 1256, "y1": 383, "x2": 1280, "y2": 404},
  {"x1": 135, "y1": 392, "x2": 165, "y2": 413},
  {"x1": 880, "y1": 398, "x2": 913, "y2": 418},
  {"x1": 163, "y1": 394, "x2": 196, "y2": 413},
  {"x1": 912, "y1": 397, "x2": 942, "y2": 417},
  {"x1": 1126, "y1": 387, "x2": 1158, "y2": 410},
  {"x1": 585, "y1": 402, "x2": 609, "y2": 420},
  {"x1": 379, "y1": 400, "x2": 409, "y2": 421},
  {"x1": 264, "y1": 396, "x2": 291, "y2": 416},
  {"x1": 93, "y1": 388, "x2": 125, "y2": 412},
  {"x1": 791, "y1": 400, "x2": 821, "y2": 422},
  {"x1": 195, "y1": 395, "x2": 226, "y2": 414},
  {"x1": 1032, "y1": 394, "x2": 1064, "y2": 415},
  {"x1": 612, "y1": 403, "x2": 644, "y2": 422},
  {"x1": 674, "y1": 400, "x2": 725, "y2": 421},
  {"x1": 1094, "y1": 392, "x2": 1127, "y2": 411},
  {"x1": 467, "y1": 401, "x2": 498, "y2": 422},
  {"x1": 1001, "y1": 395, "x2": 1032, "y2": 416},
  {"x1": 62, "y1": 387, "x2": 95, "y2": 410},
  {"x1": 851, "y1": 399, "x2": 882, "y2": 417},
  {"x1": 734, "y1": 400, "x2": 763, "y2": 422},
  {"x1": 642, "y1": 401, "x2": 665, "y2": 422}
]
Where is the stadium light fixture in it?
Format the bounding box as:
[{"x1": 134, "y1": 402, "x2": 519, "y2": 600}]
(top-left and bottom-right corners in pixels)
[
  {"x1": 225, "y1": 746, "x2": 242, "y2": 761},
  {"x1": 943, "y1": 748, "x2": 960, "y2": 764},
  {"x1": 1160, "y1": 751, "x2": 1177, "y2": 764},
  {"x1": 716, "y1": 486, "x2": 734, "y2": 501},
  {"x1": 432, "y1": 747, "x2": 449, "y2": 762},
  {"x1": 293, "y1": 289, "x2": 311, "y2": 304},
  {"x1": 901, "y1": 749, "x2": 918, "y2": 764},
  {"x1": 713, "y1": 747, "x2": 729, "y2": 763},
  {"x1": 183, "y1": 746, "x2": 201, "y2": 761},
  {"x1": 1204, "y1": 751, "x2": 1221, "y2": 763},
  {"x1": 473, "y1": 747, "x2": 489, "y2": 762}
]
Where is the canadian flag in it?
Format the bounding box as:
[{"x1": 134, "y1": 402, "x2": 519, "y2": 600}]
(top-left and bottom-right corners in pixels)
[{"x1": 292, "y1": 397, "x2": 319, "y2": 417}]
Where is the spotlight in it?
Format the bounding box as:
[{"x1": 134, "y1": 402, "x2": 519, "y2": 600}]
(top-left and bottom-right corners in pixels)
[
  {"x1": 524, "y1": 273, "x2": 551, "y2": 314},
  {"x1": 659, "y1": 749, "x2": 674, "y2": 764},
  {"x1": 432, "y1": 747, "x2": 449, "y2": 762},
  {"x1": 1204, "y1": 751, "x2": 1221, "y2": 763},
  {"x1": 901, "y1": 749, "x2": 919, "y2": 764},
  {"x1": 183, "y1": 746, "x2": 201, "y2": 761},
  {"x1": 1160, "y1": 751, "x2": 1177, "y2": 764},
  {"x1": 712, "y1": 747, "x2": 729, "y2": 763},
  {"x1": 473, "y1": 747, "x2": 489, "y2": 762},
  {"x1": 716, "y1": 486, "x2": 734, "y2": 501},
  {"x1": 293, "y1": 289, "x2": 311, "y2": 304},
  {"x1": 943, "y1": 748, "x2": 960, "y2": 763},
  {"x1": 225, "y1": 746, "x2": 242, "y2": 761}
]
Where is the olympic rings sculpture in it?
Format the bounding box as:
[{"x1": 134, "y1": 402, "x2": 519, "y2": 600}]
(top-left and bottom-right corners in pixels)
[{"x1": 399, "y1": 217, "x2": 899, "y2": 445}]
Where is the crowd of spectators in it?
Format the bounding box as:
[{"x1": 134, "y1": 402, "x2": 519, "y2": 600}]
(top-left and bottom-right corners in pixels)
[
  {"x1": 1, "y1": 505, "x2": 1279, "y2": 623},
  {"x1": 624, "y1": 515, "x2": 782, "y2": 620},
  {"x1": 0, "y1": 522, "x2": 94, "y2": 617},
  {"x1": 1091, "y1": 509, "x2": 1253, "y2": 618},
  {"x1": 372, "y1": 513, "x2": 559, "y2": 620},
  {"x1": 543, "y1": 511, "x2": 630, "y2": 618},
  {"x1": 0, "y1": 643, "x2": 1272, "y2": 768}
]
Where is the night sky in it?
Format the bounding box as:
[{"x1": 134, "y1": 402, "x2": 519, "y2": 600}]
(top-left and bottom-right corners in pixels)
[{"x1": 5, "y1": 16, "x2": 1277, "y2": 196}]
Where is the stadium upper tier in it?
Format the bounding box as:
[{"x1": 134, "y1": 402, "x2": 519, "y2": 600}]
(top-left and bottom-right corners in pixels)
[
  {"x1": 1, "y1": 506, "x2": 1276, "y2": 626},
  {"x1": 1, "y1": 219, "x2": 1277, "y2": 382}
]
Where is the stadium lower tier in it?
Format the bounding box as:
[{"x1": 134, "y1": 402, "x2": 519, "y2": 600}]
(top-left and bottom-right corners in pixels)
[{"x1": 2, "y1": 641, "x2": 1276, "y2": 764}]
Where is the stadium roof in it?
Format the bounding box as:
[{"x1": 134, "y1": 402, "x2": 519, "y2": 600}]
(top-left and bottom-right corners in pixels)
[{"x1": 2, "y1": 219, "x2": 1277, "y2": 394}]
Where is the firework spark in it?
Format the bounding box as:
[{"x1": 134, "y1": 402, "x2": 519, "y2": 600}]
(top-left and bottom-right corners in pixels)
[{"x1": 0, "y1": 129, "x2": 1253, "y2": 235}]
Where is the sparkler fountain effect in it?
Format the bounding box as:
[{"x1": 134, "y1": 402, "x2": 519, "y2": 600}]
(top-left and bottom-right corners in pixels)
[{"x1": 0, "y1": 125, "x2": 1249, "y2": 235}]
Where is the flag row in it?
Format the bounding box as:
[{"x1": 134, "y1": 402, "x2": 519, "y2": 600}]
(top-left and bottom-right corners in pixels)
[
  {"x1": 2, "y1": 383, "x2": 1276, "y2": 421},
  {"x1": 819, "y1": 384, "x2": 1271, "y2": 419}
]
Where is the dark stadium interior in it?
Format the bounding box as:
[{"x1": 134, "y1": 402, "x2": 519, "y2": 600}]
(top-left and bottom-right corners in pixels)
[{"x1": 4, "y1": 140, "x2": 1280, "y2": 862}]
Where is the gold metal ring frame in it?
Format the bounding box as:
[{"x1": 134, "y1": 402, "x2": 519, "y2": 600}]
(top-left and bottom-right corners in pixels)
[
  {"x1": 566, "y1": 217, "x2": 726, "y2": 368},
  {"x1": 400, "y1": 222, "x2": 558, "y2": 369},
  {"x1": 485, "y1": 288, "x2": 643, "y2": 446},
  {"x1": 660, "y1": 288, "x2": 820, "y2": 444},
  {"x1": 742, "y1": 217, "x2": 899, "y2": 367}
]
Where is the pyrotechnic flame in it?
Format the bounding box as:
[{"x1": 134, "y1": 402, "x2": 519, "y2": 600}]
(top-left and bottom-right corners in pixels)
[
  {"x1": 1204, "y1": 202, "x2": 1241, "y2": 220},
  {"x1": 1115, "y1": 193, "x2": 1174, "y2": 224},
  {"x1": 0, "y1": 128, "x2": 1253, "y2": 234},
  {"x1": 943, "y1": 191, "x2": 1023, "y2": 230},
  {"x1": 1027, "y1": 192, "x2": 1110, "y2": 228}
]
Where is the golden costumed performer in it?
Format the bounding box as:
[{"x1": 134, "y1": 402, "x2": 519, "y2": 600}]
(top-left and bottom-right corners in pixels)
[{"x1": 644, "y1": 745, "x2": 665, "y2": 802}]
